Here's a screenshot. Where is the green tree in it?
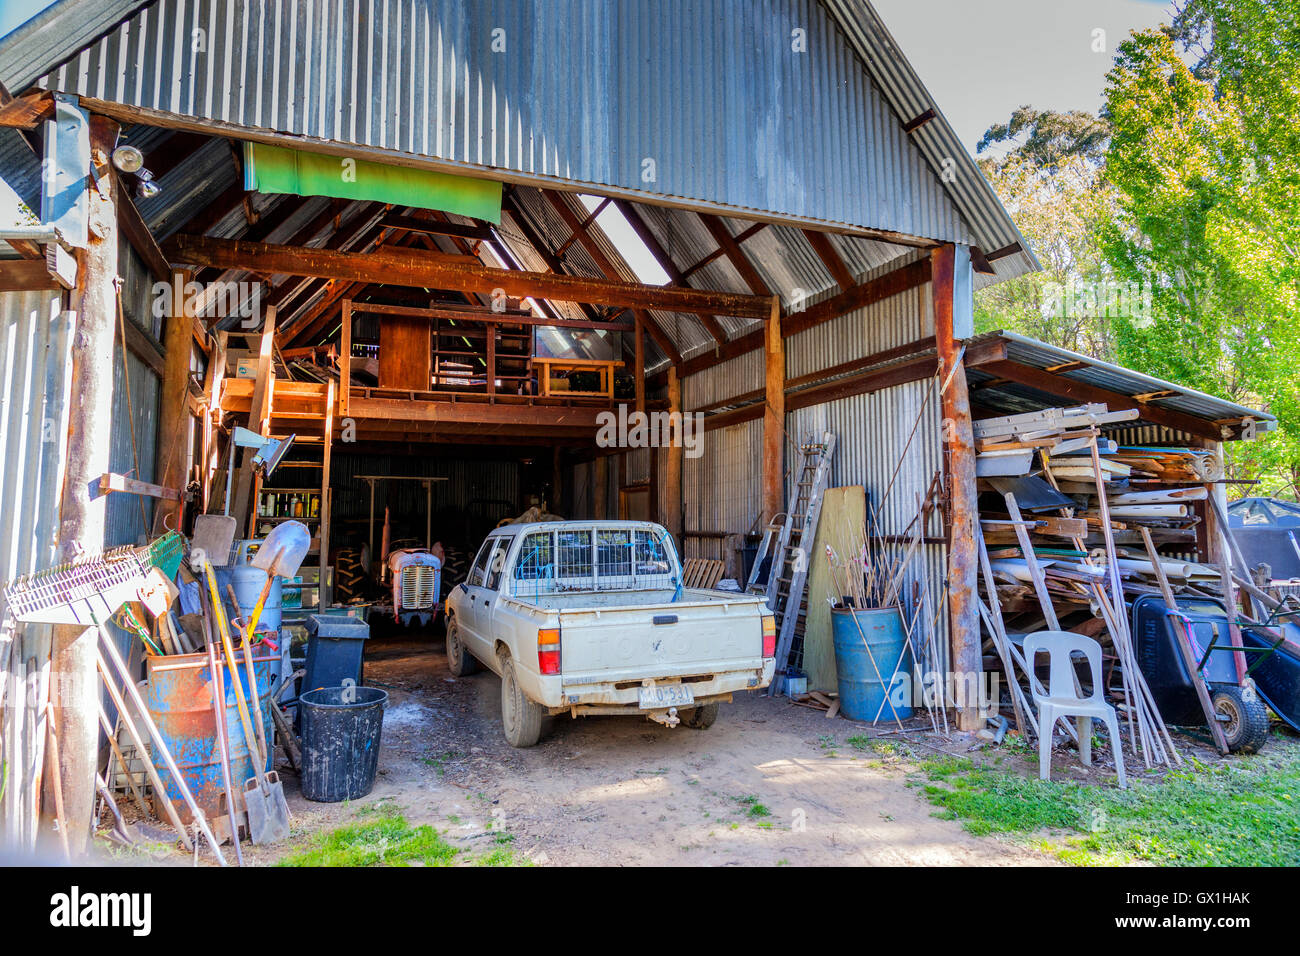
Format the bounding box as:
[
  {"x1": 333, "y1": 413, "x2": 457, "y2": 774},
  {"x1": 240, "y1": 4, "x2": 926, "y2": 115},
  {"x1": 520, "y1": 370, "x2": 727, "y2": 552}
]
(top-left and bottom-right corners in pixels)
[
  {"x1": 1102, "y1": 0, "x2": 1300, "y2": 497},
  {"x1": 973, "y1": 109, "x2": 1119, "y2": 359}
]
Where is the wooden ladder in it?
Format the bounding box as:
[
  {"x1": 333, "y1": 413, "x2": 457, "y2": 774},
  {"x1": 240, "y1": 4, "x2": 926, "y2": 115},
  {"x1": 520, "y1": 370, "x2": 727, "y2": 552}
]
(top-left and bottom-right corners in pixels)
[{"x1": 767, "y1": 431, "x2": 837, "y2": 696}]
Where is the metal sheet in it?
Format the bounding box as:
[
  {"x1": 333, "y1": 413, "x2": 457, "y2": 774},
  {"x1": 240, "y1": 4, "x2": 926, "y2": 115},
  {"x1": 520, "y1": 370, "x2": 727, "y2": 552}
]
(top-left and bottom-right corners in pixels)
[
  {"x1": 27, "y1": 0, "x2": 979, "y2": 245},
  {"x1": 0, "y1": 290, "x2": 75, "y2": 606}
]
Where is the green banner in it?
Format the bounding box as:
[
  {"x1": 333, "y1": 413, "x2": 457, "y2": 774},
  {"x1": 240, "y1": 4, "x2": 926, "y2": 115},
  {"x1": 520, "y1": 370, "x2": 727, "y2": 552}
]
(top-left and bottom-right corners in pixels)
[{"x1": 244, "y1": 142, "x2": 501, "y2": 223}]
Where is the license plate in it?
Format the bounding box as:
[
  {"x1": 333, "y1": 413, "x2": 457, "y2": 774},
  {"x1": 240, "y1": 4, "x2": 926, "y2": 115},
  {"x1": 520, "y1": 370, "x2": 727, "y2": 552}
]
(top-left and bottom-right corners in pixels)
[{"x1": 638, "y1": 684, "x2": 694, "y2": 709}]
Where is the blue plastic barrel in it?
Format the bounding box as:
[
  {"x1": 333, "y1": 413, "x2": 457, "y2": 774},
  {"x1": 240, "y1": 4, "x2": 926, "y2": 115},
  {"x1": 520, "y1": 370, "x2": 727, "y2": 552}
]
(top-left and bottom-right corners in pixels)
[
  {"x1": 215, "y1": 564, "x2": 283, "y2": 634},
  {"x1": 144, "y1": 650, "x2": 276, "y2": 825},
  {"x1": 831, "y1": 607, "x2": 913, "y2": 722}
]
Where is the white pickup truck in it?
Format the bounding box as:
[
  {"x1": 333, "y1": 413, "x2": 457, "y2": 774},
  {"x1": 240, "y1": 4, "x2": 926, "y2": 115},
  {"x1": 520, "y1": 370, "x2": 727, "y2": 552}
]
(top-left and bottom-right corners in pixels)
[{"x1": 444, "y1": 520, "x2": 775, "y2": 746}]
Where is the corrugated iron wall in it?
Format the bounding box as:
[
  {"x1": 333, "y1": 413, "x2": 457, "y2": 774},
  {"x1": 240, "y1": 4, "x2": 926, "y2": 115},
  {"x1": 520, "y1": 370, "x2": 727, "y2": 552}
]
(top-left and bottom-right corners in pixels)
[
  {"x1": 104, "y1": 345, "x2": 161, "y2": 547},
  {"x1": 0, "y1": 290, "x2": 75, "y2": 604},
  {"x1": 676, "y1": 273, "x2": 949, "y2": 665},
  {"x1": 38, "y1": 0, "x2": 970, "y2": 242}
]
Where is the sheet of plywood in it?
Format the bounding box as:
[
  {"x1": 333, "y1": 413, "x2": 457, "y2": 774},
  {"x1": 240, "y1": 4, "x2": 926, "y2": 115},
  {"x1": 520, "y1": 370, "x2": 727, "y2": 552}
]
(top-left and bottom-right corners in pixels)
[
  {"x1": 378, "y1": 315, "x2": 432, "y2": 390},
  {"x1": 802, "y1": 485, "x2": 866, "y2": 693}
]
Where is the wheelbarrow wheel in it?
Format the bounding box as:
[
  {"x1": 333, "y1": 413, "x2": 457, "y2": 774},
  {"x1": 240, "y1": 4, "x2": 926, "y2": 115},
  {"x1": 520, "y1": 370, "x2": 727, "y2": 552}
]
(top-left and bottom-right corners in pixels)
[{"x1": 1212, "y1": 685, "x2": 1269, "y2": 754}]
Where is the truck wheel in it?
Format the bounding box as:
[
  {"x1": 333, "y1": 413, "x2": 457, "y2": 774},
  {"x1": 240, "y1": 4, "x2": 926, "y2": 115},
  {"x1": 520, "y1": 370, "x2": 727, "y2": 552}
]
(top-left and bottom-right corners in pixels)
[
  {"x1": 1212, "y1": 685, "x2": 1269, "y2": 754},
  {"x1": 500, "y1": 654, "x2": 543, "y2": 748},
  {"x1": 445, "y1": 618, "x2": 478, "y2": 676},
  {"x1": 683, "y1": 703, "x2": 719, "y2": 729}
]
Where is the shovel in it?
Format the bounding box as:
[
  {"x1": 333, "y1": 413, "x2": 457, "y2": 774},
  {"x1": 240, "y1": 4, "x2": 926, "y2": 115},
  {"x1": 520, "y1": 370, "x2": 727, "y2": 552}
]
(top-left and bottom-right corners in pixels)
[
  {"x1": 203, "y1": 560, "x2": 290, "y2": 844},
  {"x1": 246, "y1": 520, "x2": 312, "y2": 637}
]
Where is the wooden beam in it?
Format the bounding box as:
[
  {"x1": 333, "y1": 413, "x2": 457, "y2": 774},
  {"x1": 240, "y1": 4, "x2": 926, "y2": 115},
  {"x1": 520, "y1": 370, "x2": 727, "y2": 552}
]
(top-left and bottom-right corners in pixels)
[
  {"x1": 380, "y1": 213, "x2": 494, "y2": 242},
  {"x1": 540, "y1": 190, "x2": 684, "y2": 365},
  {"x1": 116, "y1": 308, "x2": 166, "y2": 378},
  {"x1": 665, "y1": 368, "x2": 683, "y2": 539},
  {"x1": 762, "y1": 297, "x2": 784, "y2": 523},
  {"x1": 0, "y1": 259, "x2": 60, "y2": 291},
  {"x1": 165, "y1": 234, "x2": 772, "y2": 319},
  {"x1": 98, "y1": 472, "x2": 181, "y2": 500},
  {"x1": 680, "y1": 222, "x2": 768, "y2": 280},
  {"x1": 613, "y1": 198, "x2": 727, "y2": 345},
  {"x1": 700, "y1": 214, "x2": 769, "y2": 295},
  {"x1": 802, "y1": 229, "x2": 856, "y2": 291},
  {"x1": 115, "y1": 177, "x2": 171, "y2": 281},
  {"x1": 0, "y1": 88, "x2": 52, "y2": 128},
  {"x1": 347, "y1": 300, "x2": 633, "y2": 331},
  {"x1": 978, "y1": 358, "x2": 1226, "y2": 441},
  {"x1": 934, "y1": 243, "x2": 982, "y2": 733},
  {"x1": 153, "y1": 268, "x2": 191, "y2": 532},
  {"x1": 230, "y1": 306, "x2": 277, "y2": 533},
  {"x1": 662, "y1": 255, "x2": 933, "y2": 382}
]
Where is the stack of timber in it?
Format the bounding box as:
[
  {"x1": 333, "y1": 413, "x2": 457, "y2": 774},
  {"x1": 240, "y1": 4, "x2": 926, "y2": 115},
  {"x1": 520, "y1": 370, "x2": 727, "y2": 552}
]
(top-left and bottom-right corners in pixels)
[{"x1": 972, "y1": 404, "x2": 1199, "y2": 769}]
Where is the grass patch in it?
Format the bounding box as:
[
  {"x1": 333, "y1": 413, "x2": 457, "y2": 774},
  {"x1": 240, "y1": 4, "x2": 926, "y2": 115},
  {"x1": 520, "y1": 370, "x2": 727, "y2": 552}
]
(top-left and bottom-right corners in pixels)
[
  {"x1": 733, "y1": 794, "x2": 772, "y2": 818},
  {"x1": 913, "y1": 744, "x2": 1300, "y2": 866},
  {"x1": 278, "y1": 807, "x2": 458, "y2": 867}
]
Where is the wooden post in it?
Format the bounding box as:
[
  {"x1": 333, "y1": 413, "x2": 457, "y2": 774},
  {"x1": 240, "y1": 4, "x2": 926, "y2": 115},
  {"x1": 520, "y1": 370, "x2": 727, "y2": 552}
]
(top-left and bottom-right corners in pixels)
[
  {"x1": 665, "y1": 367, "x2": 684, "y2": 539},
  {"x1": 154, "y1": 268, "x2": 192, "y2": 533},
  {"x1": 320, "y1": 378, "x2": 335, "y2": 607},
  {"x1": 49, "y1": 114, "x2": 120, "y2": 854},
  {"x1": 485, "y1": 320, "x2": 496, "y2": 397},
  {"x1": 230, "y1": 306, "x2": 277, "y2": 536},
  {"x1": 933, "y1": 244, "x2": 982, "y2": 733},
  {"x1": 634, "y1": 313, "x2": 645, "y2": 414},
  {"x1": 594, "y1": 455, "x2": 608, "y2": 520},
  {"x1": 761, "y1": 296, "x2": 784, "y2": 523}
]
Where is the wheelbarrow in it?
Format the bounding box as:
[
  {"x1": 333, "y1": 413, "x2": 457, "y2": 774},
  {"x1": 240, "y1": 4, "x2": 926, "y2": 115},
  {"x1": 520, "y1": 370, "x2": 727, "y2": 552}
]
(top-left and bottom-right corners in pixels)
[{"x1": 1130, "y1": 593, "x2": 1280, "y2": 753}]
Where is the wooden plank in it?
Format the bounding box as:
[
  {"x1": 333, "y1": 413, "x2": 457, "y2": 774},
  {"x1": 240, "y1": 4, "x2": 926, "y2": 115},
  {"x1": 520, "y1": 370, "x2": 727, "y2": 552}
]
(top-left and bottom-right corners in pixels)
[
  {"x1": 98, "y1": 473, "x2": 181, "y2": 501},
  {"x1": 1004, "y1": 492, "x2": 1060, "y2": 630},
  {"x1": 165, "y1": 234, "x2": 772, "y2": 319},
  {"x1": 0, "y1": 88, "x2": 53, "y2": 128},
  {"x1": 803, "y1": 486, "x2": 866, "y2": 692},
  {"x1": 379, "y1": 213, "x2": 494, "y2": 241},
  {"x1": 0, "y1": 259, "x2": 60, "y2": 291},
  {"x1": 700, "y1": 214, "x2": 769, "y2": 295},
  {"x1": 378, "y1": 313, "x2": 432, "y2": 390}
]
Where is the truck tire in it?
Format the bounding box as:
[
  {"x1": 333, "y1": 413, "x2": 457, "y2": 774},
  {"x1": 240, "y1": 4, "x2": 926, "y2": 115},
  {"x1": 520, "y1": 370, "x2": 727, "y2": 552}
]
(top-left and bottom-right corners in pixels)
[
  {"x1": 445, "y1": 618, "x2": 479, "y2": 676},
  {"x1": 683, "y1": 702, "x2": 719, "y2": 729},
  {"x1": 1212, "y1": 685, "x2": 1269, "y2": 754},
  {"x1": 500, "y1": 654, "x2": 544, "y2": 748}
]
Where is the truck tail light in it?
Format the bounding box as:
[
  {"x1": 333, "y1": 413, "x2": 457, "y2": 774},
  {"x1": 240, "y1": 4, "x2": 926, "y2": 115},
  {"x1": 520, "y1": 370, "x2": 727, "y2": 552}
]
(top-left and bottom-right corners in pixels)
[
  {"x1": 537, "y1": 627, "x2": 562, "y2": 675},
  {"x1": 761, "y1": 615, "x2": 777, "y2": 658}
]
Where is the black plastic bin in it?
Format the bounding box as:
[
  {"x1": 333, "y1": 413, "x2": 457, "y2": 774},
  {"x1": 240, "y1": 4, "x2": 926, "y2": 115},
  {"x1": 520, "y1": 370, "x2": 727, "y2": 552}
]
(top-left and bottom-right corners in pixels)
[
  {"x1": 304, "y1": 613, "x2": 369, "y2": 695},
  {"x1": 299, "y1": 686, "x2": 388, "y2": 802}
]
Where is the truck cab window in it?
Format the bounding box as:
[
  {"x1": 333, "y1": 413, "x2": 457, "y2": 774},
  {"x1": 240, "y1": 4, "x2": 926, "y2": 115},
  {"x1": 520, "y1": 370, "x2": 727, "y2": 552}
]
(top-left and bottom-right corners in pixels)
[{"x1": 467, "y1": 537, "x2": 494, "y2": 587}]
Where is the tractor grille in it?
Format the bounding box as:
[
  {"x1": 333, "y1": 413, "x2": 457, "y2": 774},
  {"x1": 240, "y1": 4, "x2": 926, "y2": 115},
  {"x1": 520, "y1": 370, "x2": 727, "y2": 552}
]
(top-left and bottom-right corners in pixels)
[{"x1": 399, "y1": 566, "x2": 439, "y2": 610}]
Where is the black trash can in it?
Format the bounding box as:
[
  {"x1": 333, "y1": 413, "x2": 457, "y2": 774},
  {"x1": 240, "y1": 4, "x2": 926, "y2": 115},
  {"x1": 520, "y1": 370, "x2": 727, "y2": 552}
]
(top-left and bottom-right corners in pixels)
[{"x1": 299, "y1": 686, "x2": 388, "y2": 802}]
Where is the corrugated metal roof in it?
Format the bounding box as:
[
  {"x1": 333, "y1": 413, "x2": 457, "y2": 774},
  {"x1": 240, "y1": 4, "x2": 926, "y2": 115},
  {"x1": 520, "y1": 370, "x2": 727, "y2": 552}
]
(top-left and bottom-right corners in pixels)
[
  {"x1": 5, "y1": 0, "x2": 1029, "y2": 265},
  {"x1": 967, "y1": 330, "x2": 1275, "y2": 428}
]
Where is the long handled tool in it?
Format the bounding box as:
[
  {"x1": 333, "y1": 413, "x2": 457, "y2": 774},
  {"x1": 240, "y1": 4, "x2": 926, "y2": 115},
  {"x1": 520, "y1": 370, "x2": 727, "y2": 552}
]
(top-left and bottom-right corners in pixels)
[
  {"x1": 246, "y1": 521, "x2": 311, "y2": 638},
  {"x1": 207, "y1": 636, "x2": 244, "y2": 865},
  {"x1": 202, "y1": 561, "x2": 289, "y2": 844}
]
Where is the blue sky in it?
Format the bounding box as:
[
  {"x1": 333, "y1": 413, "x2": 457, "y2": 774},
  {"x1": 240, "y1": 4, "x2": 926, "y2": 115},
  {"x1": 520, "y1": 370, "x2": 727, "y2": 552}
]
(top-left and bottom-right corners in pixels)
[{"x1": 0, "y1": 0, "x2": 50, "y2": 40}]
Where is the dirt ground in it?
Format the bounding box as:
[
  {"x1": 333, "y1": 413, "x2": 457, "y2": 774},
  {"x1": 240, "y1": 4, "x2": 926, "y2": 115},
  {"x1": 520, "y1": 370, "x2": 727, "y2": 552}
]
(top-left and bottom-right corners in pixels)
[{"x1": 178, "y1": 629, "x2": 1053, "y2": 867}]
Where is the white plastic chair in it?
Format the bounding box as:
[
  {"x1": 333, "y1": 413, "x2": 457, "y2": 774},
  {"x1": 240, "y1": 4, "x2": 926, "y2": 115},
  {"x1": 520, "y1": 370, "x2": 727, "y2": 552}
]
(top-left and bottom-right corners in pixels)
[{"x1": 1022, "y1": 631, "x2": 1126, "y2": 788}]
